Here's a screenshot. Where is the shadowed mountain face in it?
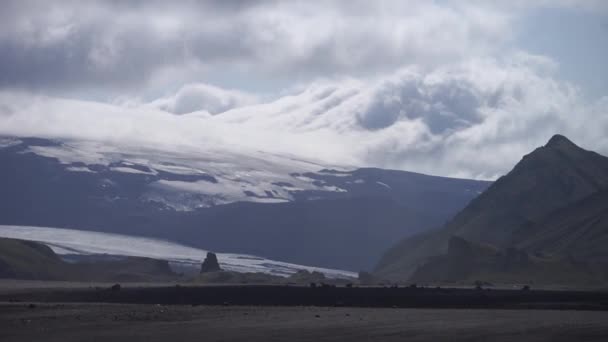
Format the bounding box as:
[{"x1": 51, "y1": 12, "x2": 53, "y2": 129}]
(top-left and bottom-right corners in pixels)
[
  {"x1": 514, "y1": 188, "x2": 608, "y2": 262},
  {"x1": 0, "y1": 137, "x2": 489, "y2": 271},
  {"x1": 376, "y1": 135, "x2": 608, "y2": 282},
  {"x1": 409, "y1": 236, "x2": 608, "y2": 287}
]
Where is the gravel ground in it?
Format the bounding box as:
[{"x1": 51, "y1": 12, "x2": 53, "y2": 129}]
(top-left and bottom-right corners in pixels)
[{"x1": 2, "y1": 303, "x2": 608, "y2": 342}]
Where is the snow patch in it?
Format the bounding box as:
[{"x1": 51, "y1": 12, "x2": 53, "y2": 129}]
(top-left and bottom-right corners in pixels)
[
  {"x1": 26, "y1": 144, "x2": 108, "y2": 165},
  {"x1": 66, "y1": 166, "x2": 95, "y2": 173},
  {"x1": 110, "y1": 166, "x2": 157, "y2": 175},
  {"x1": 0, "y1": 138, "x2": 21, "y2": 149},
  {"x1": 376, "y1": 181, "x2": 391, "y2": 189}
]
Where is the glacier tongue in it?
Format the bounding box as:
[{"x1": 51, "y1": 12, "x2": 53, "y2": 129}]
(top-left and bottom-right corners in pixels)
[{"x1": 0, "y1": 225, "x2": 357, "y2": 279}]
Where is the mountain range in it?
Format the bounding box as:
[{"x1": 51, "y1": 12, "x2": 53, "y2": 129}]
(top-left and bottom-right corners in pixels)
[
  {"x1": 0, "y1": 136, "x2": 489, "y2": 271},
  {"x1": 4, "y1": 132, "x2": 605, "y2": 286}
]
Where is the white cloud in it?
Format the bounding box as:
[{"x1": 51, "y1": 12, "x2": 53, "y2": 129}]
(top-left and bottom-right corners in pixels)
[
  {"x1": 146, "y1": 83, "x2": 258, "y2": 115},
  {"x1": 484, "y1": 0, "x2": 608, "y2": 13},
  {"x1": 1, "y1": 53, "x2": 606, "y2": 180},
  {"x1": 0, "y1": 0, "x2": 514, "y2": 92}
]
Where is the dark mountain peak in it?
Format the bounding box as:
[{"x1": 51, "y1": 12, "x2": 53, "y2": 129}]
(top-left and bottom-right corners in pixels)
[
  {"x1": 375, "y1": 135, "x2": 608, "y2": 281},
  {"x1": 513, "y1": 135, "x2": 581, "y2": 168},
  {"x1": 516, "y1": 134, "x2": 593, "y2": 171},
  {"x1": 487, "y1": 134, "x2": 608, "y2": 219},
  {"x1": 545, "y1": 134, "x2": 578, "y2": 150}
]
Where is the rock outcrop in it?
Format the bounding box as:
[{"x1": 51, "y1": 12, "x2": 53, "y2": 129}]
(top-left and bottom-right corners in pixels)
[{"x1": 200, "y1": 252, "x2": 222, "y2": 273}]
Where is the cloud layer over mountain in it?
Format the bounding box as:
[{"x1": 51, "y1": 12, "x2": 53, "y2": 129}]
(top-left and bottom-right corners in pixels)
[
  {"x1": 2, "y1": 53, "x2": 607, "y2": 179},
  {"x1": 0, "y1": 1, "x2": 606, "y2": 179}
]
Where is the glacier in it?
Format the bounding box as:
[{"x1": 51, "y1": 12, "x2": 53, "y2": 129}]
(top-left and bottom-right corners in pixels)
[{"x1": 0, "y1": 225, "x2": 357, "y2": 279}]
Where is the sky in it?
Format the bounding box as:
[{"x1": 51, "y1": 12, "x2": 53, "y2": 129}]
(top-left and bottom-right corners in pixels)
[{"x1": 0, "y1": 0, "x2": 607, "y2": 179}]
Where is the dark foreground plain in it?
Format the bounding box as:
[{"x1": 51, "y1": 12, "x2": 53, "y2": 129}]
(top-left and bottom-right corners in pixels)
[
  {"x1": 3, "y1": 283, "x2": 608, "y2": 310},
  {"x1": 2, "y1": 303, "x2": 608, "y2": 342},
  {"x1": 2, "y1": 281, "x2": 608, "y2": 341}
]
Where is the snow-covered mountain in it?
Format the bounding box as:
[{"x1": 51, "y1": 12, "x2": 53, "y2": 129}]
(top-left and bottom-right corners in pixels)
[
  {"x1": 1, "y1": 136, "x2": 488, "y2": 211},
  {"x1": 9, "y1": 137, "x2": 349, "y2": 210},
  {"x1": 0, "y1": 136, "x2": 490, "y2": 271},
  {"x1": 0, "y1": 225, "x2": 356, "y2": 279}
]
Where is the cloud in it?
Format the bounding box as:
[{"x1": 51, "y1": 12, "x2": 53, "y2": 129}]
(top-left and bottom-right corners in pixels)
[
  {"x1": 1, "y1": 53, "x2": 606, "y2": 180},
  {"x1": 0, "y1": 0, "x2": 513, "y2": 94},
  {"x1": 486, "y1": 0, "x2": 608, "y2": 13},
  {"x1": 145, "y1": 83, "x2": 258, "y2": 115}
]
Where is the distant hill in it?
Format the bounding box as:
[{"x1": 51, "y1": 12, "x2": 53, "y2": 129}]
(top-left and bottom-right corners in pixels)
[
  {"x1": 376, "y1": 135, "x2": 608, "y2": 284},
  {"x1": 0, "y1": 237, "x2": 176, "y2": 282},
  {"x1": 0, "y1": 238, "x2": 66, "y2": 279},
  {"x1": 0, "y1": 136, "x2": 489, "y2": 271}
]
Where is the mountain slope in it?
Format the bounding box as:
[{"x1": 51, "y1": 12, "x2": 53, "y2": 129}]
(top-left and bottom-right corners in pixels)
[
  {"x1": 514, "y1": 188, "x2": 608, "y2": 261},
  {"x1": 376, "y1": 135, "x2": 608, "y2": 280},
  {"x1": 409, "y1": 236, "x2": 608, "y2": 287},
  {"x1": 0, "y1": 136, "x2": 489, "y2": 271}
]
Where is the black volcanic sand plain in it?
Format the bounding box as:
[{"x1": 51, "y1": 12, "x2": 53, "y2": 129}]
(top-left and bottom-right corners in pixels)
[
  {"x1": 2, "y1": 281, "x2": 608, "y2": 341},
  {"x1": 3, "y1": 283, "x2": 608, "y2": 310},
  {"x1": 2, "y1": 302, "x2": 608, "y2": 342}
]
